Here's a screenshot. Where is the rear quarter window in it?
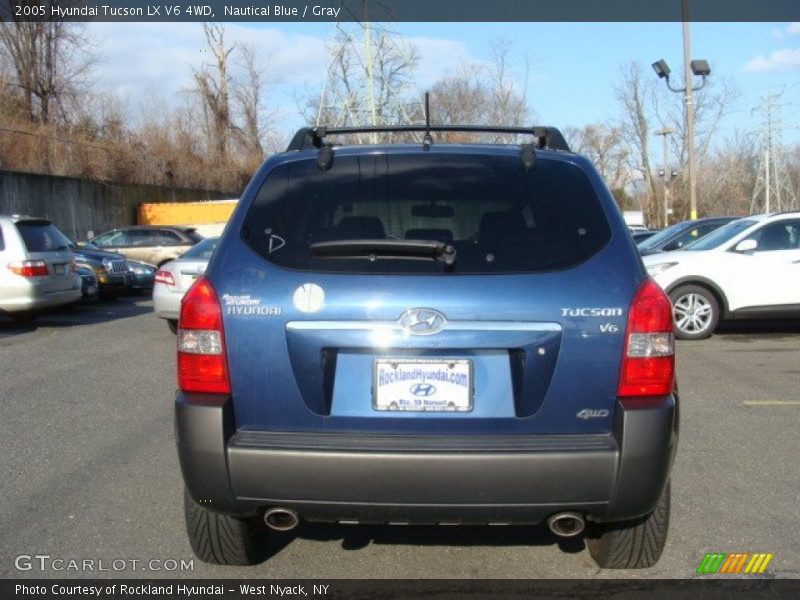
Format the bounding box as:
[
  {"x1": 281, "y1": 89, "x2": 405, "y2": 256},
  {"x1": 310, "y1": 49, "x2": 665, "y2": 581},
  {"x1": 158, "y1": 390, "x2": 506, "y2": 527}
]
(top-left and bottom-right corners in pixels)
[{"x1": 242, "y1": 152, "x2": 611, "y2": 274}]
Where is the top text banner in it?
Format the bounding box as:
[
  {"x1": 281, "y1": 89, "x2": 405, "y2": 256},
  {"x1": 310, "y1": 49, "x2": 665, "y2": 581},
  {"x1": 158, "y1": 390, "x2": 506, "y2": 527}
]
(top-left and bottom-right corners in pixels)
[{"x1": 2, "y1": 0, "x2": 800, "y2": 22}]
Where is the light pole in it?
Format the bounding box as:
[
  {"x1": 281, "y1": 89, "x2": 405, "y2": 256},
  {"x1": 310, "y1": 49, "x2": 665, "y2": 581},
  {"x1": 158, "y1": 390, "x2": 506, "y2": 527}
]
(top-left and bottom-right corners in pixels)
[
  {"x1": 654, "y1": 127, "x2": 676, "y2": 227},
  {"x1": 651, "y1": 7, "x2": 710, "y2": 221}
]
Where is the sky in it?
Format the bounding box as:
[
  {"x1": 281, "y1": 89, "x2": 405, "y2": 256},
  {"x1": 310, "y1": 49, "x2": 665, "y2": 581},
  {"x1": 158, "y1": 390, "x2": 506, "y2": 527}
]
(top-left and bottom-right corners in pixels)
[{"x1": 86, "y1": 21, "x2": 800, "y2": 147}]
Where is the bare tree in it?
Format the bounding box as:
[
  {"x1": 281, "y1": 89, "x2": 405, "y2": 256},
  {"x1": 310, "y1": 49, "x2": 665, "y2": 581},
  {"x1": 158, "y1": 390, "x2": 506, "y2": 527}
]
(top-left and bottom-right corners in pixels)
[
  {"x1": 567, "y1": 123, "x2": 629, "y2": 197},
  {"x1": 429, "y1": 38, "x2": 532, "y2": 143},
  {"x1": 0, "y1": 10, "x2": 94, "y2": 124},
  {"x1": 232, "y1": 44, "x2": 267, "y2": 160},
  {"x1": 193, "y1": 24, "x2": 236, "y2": 162},
  {"x1": 614, "y1": 61, "x2": 658, "y2": 225}
]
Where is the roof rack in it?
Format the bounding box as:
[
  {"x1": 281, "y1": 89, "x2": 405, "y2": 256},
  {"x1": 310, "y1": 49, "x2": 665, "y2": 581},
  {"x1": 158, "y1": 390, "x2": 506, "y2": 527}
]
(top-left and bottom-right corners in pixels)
[{"x1": 286, "y1": 125, "x2": 571, "y2": 153}]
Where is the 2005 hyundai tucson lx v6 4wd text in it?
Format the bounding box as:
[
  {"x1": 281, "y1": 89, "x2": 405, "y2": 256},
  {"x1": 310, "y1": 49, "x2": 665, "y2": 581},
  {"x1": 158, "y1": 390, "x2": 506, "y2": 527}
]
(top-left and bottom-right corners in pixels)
[{"x1": 175, "y1": 125, "x2": 678, "y2": 570}]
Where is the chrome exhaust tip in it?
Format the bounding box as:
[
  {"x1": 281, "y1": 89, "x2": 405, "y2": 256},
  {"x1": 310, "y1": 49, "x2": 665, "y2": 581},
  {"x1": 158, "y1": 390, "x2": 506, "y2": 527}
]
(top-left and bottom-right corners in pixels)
[
  {"x1": 547, "y1": 512, "x2": 585, "y2": 538},
  {"x1": 263, "y1": 508, "x2": 300, "y2": 532}
]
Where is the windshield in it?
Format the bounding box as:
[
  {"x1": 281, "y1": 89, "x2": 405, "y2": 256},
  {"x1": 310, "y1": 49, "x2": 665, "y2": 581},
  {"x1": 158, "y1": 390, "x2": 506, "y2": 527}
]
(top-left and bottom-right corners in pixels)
[
  {"x1": 684, "y1": 219, "x2": 756, "y2": 251},
  {"x1": 181, "y1": 237, "x2": 219, "y2": 259},
  {"x1": 242, "y1": 153, "x2": 611, "y2": 274},
  {"x1": 636, "y1": 222, "x2": 687, "y2": 250}
]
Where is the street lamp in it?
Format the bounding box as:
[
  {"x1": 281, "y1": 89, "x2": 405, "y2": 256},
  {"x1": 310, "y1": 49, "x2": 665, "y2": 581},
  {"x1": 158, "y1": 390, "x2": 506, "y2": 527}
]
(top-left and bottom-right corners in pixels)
[
  {"x1": 651, "y1": 5, "x2": 711, "y2": 221},
  {"x1": 654, "y1": 127, "x2": 676, "y2": 227}
]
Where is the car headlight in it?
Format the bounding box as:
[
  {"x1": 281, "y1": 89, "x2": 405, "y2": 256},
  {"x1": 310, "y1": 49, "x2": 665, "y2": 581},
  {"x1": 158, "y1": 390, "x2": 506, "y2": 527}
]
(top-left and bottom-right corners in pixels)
[{"x1": 645, "y1": 262, "x2": 678, "y2": 277}]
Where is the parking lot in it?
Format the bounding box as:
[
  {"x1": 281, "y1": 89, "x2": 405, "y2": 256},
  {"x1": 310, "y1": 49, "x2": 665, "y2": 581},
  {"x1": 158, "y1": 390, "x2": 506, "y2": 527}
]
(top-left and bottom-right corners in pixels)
[{"x1": 1, "y1": 297, "x2": 798, "y2": 579}]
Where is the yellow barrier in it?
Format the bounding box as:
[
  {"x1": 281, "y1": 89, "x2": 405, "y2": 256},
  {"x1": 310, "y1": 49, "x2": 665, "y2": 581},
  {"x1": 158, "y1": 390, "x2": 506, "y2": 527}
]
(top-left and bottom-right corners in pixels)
[{"x1": 137, "y1": 200, "x2": 238, "y2": 226}]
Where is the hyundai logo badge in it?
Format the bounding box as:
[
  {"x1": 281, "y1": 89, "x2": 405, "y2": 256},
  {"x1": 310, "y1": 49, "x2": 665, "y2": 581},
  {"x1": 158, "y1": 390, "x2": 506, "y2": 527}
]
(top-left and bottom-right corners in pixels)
[
  {"x1": 399, "y1": 308, "x2": 447, "y2": 335},
  {"x1": 410, "y1": 383, "x2": 437, "y2": 397}
]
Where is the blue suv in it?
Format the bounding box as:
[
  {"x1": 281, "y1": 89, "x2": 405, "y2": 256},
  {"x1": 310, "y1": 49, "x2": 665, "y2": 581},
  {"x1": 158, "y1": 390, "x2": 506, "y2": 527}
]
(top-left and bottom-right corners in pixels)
[{"x1": 175, "y1": 125, "x2": 678, "y2": 569}]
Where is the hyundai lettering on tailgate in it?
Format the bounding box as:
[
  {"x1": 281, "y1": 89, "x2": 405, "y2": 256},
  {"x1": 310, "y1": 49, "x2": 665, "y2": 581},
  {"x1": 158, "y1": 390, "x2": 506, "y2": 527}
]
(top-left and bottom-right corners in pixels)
[{"x1": 373, "y1": 359, "x2": 473, "y2": 412}]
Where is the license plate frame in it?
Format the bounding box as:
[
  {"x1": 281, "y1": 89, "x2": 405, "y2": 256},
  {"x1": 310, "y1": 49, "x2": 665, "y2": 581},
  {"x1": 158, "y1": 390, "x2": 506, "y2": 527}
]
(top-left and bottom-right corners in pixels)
[{"x1": 372, "y1": 358, "x2": 474, "y2": 413}]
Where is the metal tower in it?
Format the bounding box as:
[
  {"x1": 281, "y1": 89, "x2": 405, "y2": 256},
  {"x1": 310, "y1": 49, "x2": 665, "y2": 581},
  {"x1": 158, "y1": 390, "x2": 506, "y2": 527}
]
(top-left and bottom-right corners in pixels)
[
  {"x1": 750, "y1": 93, "x2": 798, "y2": 214},
  {"x1": 315, "y1": 20, "x2": 425, "y2": 141}
]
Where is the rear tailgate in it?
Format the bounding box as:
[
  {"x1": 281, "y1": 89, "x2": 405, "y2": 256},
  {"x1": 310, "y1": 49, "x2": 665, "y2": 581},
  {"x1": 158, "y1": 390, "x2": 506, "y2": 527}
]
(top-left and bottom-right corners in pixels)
[{"x1": 14, "y1": 220, "x2": 74, "y2": 292}]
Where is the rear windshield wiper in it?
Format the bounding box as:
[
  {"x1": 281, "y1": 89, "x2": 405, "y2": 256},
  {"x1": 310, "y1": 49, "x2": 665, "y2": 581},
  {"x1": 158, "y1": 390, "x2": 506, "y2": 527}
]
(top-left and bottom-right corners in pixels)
[{"x1": 310, "y1": 239, "x2": 456, "y2": 267}]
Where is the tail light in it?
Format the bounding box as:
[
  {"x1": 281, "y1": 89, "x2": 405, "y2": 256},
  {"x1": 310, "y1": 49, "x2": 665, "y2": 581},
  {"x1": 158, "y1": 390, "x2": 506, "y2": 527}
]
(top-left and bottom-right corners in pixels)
[
  {"x1": 177, "y1": 276, "x2": 230, "y2": 398},
  {"x1": 8, "y1": 260, "x2": 48, "y2": 277},
  {"x1": 617, "y1": 279, "x2": 675, "y2": 406},
  {"x1": 155, "y1": 270, "x2": 175, "y2": 287}
]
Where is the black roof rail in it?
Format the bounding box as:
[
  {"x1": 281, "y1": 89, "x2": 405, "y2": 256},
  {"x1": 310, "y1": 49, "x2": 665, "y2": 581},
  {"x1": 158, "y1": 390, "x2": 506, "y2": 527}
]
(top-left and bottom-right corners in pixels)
[{"x1": 285, "y1": 125, "x2": 571, "y2": 153}]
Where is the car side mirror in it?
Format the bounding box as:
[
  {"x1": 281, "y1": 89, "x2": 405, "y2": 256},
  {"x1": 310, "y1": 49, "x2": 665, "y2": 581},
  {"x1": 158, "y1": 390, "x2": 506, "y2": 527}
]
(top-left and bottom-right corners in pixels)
[
  {"x1": 734, "y1": 239, "x2": 758, "y2": 253},
  {"x1": 663, "y1": 240, "x2": 682, "y2": 251}
]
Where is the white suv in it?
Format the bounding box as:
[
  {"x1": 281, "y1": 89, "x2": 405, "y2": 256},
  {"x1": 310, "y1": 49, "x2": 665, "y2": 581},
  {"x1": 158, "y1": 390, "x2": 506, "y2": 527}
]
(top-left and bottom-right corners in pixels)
[
  {"x1": 642, "y1": 213, "x2": 800, "y2": 340},
  {"x1": 0, "y1": 215, "x2": 82, "y2": 322}
]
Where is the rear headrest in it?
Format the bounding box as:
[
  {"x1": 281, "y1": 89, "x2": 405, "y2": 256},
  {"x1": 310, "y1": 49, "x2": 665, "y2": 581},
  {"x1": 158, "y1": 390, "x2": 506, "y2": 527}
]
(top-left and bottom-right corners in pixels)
[
  {"x1": 404, "y1": 228, "x2": 453, "y2": 243},
  {"x1": 337, "y1": 216, "x2": 386, "y2": 239}
]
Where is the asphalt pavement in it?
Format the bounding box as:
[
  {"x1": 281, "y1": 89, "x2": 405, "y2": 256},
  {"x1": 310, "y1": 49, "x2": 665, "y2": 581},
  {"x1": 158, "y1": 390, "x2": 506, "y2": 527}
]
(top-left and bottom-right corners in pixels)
[{"x1": 1, "y1": 298, "x2": 798, "y2": 579}]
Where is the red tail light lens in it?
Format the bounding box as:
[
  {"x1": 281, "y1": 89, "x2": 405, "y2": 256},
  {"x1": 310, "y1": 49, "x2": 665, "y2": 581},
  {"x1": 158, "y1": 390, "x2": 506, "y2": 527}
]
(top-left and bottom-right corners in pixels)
[
  {"x1": 155, "y1": 270, "x2": 175, "y2": 287},
  {"x1": 8, "y1": 260, "x2": 49, "y2": 277},
  {"x1": 618, "y1": 279, "x2": 675, "y2": 404},
  {"x1": 177, "y1": 276, "x2": 230, "y2": 396}
]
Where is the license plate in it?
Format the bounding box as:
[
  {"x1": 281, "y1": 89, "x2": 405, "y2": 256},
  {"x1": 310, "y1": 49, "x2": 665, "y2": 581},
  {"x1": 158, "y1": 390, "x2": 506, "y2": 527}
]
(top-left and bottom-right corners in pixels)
[
  {"x1": 373, "y1": 359, "x2": 473, "y2": 412},
  {"x1": 87, "y1": 285, "x2": 97, "y2": 296},
  {"x1": 53, "y1": 264, "x2": 66, "y2": 275}
]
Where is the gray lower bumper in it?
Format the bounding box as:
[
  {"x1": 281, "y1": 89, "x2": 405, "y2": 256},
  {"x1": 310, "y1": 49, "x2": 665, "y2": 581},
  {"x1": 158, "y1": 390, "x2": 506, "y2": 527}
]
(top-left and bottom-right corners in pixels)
[{"x1": 175, "y1": 393, "x2": 677, "y2": 524}]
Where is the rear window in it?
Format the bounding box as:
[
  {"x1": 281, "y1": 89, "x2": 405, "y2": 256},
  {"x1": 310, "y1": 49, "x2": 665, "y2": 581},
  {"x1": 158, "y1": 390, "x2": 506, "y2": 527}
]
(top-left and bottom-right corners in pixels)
[
  {"x1": 15, "y1": 221, "x2": 71, "y2": 253},
  {"x1": 181, "y1": 237, "x2": 219, "y2": 259},
  {"x1": 184, "y1": 230, "x2": 204, "y2": 244},
  {"x1": 242, "y1": 153, "x2": 610, "y2": 274}
]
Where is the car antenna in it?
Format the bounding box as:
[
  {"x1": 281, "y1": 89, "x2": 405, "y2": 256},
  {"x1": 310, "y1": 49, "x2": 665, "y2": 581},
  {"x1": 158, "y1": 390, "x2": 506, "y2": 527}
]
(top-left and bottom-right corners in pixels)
[{"x1": 422, "y1": 92, "x2": 433, "y2": 151}]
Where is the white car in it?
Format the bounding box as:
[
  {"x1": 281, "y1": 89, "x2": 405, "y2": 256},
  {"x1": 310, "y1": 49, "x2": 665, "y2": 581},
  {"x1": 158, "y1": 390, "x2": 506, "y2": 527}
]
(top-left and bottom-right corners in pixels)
[
  {"x1": 642, "y1": 212, "x2": 800, "y2": 340},
  {"x1": 153, "y1": 237, "x2": 218, "y2": 333},
  {"x1": 0, "y1": 215, "x2": 82, "y2": 322}
]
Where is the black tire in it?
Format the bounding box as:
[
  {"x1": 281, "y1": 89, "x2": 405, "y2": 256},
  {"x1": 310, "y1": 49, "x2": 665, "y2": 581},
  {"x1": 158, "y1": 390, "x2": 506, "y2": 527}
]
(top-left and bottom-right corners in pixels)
[
  {"x1": 587, "y1": 483, "x2": 670, "y2": 569},
  {"x1": 10, "y1": 311, "x2": 37, "y2": 325},
  {"x1": 668, "y1": 285, "x2": 719, "y2": 341},
  {"x1": 167, "y1": 319, "x2": 178, "y2": 334},
  {"x1": 183, "y1": 489, "x2": 268, "y2": 566}
]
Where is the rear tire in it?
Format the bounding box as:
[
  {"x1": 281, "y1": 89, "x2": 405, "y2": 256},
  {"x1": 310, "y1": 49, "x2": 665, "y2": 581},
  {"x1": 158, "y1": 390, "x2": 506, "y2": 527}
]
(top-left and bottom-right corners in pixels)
[
  {"x1": 9, "y1": 311, "x2": 37, "y2": 325},
  {"x1": 183, "y1": 489, "x2": 269, "y2": 566},
  {"x1": 587, "y1": 483, "x2": 670, "y2": 569},
  {"x1": 167, "y1": 319, "x2": 178, "y2": 334},
  {"x1": 669, "y1": 285, "x2": 719, "y2": 340}
]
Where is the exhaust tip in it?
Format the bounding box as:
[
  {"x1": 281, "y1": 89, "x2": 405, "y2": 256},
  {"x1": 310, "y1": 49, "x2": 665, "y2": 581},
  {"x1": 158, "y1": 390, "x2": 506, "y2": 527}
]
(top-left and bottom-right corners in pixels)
[
  {"x1": 263, "y1": 508, "x2": 300, "y2": 532},
  {"x1": 547, "y1": 512, "x2": 585, "y2": 538}
]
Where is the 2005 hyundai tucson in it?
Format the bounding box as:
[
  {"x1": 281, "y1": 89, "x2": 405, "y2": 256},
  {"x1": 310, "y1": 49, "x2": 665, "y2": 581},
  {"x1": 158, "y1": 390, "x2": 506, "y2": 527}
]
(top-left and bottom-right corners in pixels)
[{"x1": 175, "y1": 124, "x2": 678, "y2": 569}]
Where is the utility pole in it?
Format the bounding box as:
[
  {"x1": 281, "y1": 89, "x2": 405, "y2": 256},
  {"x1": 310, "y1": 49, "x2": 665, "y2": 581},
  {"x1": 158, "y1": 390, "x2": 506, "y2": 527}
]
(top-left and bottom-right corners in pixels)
[
  {"x1": 682, "y1": 0, "x2": 698, "y2": 220},
  {"x1": 654, "y1": 127, "x2": 676, "y2": 227},
  {"x1": 651, "y1": 4, "x2": 710, "y2": 221}
]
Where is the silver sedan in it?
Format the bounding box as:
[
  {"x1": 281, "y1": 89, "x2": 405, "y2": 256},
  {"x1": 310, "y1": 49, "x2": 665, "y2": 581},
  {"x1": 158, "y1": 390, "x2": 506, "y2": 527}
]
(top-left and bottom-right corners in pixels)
[{"x1": 153, "y1": 237, "x2": 218, "y2": 333}]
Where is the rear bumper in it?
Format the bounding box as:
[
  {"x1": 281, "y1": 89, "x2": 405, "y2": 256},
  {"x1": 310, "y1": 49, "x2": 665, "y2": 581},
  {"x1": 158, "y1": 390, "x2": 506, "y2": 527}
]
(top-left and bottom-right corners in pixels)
[
  {"x1": 175, "y1": 393, "x2": 677, "y2": 524},
  {"x1": 0, "y1": 285, "x2": 82, "y2": 313}
]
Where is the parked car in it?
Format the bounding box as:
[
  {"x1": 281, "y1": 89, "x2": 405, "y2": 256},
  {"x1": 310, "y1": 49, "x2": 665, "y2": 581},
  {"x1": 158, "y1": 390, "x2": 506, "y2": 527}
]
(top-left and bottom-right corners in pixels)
[
  {"x1": 0, "y1": 215, "x2": 81, "y2": 321},
  {"x1": 153, "y1": 237, "x2": 218, "y2": 333},
  {"x1": 75, "y1": 266, "x2": 98, "y2": 300},
  {"x1": 88, "y1": 225, "x2": 203, "y2": 267},
  {"x1": 69, "y1": 241, "x2": 130, "y2": 299},
  {"x1": 643, "y1": 213, "x2": 800, "y2": 340},
  {"x1": 125, "y1": 260, "x2": 156, "y2": 294},
  {"x1": 637, "y1": 216, "x2": 736, "y2": 256},
  {"x1": 631, "y1": 229, "x2": 659, "y2": 244},
  {"x1": 175, "y1": 126, "x2": 678, "y2": 570}
]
